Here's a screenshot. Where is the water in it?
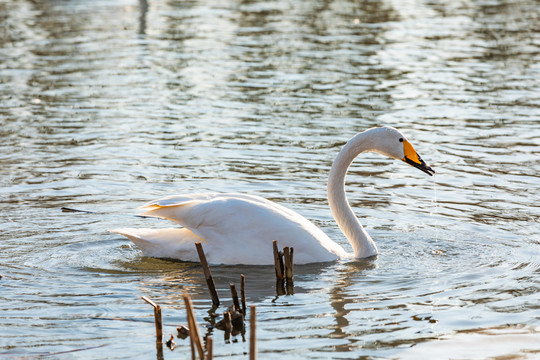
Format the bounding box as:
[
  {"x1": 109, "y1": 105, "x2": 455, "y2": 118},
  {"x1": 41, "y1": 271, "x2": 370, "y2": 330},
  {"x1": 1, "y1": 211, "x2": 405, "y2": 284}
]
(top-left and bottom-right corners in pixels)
[{"x1": 1, "y1": 0, "x2": 539, "y2": 358}]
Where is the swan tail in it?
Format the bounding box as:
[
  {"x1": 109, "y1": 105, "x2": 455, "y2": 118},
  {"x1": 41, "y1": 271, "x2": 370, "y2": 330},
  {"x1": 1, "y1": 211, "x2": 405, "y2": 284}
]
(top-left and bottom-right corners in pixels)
[
  {"x1": 110, "y1": 227, "x2": 204, "y2": 261},
  {"x1": 138, "y1": 199, "x2": 203, "y2": 225}
]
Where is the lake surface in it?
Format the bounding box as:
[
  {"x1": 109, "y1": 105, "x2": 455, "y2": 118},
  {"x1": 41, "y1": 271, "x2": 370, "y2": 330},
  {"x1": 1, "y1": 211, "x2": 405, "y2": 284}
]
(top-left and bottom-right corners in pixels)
[{"x1": 1, "y1": 0, "x2": 539, "y2": 358}]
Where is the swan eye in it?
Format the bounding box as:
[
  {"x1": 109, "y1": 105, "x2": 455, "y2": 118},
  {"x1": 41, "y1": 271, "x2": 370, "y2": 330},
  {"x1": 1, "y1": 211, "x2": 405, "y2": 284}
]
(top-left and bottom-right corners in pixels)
[{"x1": 399, "y1": 138, "x2": 404, "y2": 142}]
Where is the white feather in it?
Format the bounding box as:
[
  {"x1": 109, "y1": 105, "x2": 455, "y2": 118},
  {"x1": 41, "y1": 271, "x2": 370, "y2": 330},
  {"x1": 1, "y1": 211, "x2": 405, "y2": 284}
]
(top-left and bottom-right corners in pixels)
[{"x1": 111, "y1": 127, "x2": 433, "y2": 265}]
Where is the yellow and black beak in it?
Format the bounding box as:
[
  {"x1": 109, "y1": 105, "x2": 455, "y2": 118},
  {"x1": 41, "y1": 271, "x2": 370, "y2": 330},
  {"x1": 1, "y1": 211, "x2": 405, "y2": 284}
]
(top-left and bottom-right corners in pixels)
[{"x1": 402, "y1": 140, "x2": 435, "y2": 176}]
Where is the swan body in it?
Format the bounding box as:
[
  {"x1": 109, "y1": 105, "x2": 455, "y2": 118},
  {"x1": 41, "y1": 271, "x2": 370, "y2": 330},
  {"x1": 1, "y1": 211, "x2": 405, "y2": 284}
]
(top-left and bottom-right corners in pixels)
[{"x1": 111, "y1": 127, "x2": 434, "y2": 265}]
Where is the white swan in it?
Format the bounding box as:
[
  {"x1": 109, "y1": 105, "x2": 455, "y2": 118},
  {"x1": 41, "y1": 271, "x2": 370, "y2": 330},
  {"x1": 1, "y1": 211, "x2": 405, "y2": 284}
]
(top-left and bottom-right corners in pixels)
[{"x1": 111, "y1": 127, "x2": 434, "y2": 265}]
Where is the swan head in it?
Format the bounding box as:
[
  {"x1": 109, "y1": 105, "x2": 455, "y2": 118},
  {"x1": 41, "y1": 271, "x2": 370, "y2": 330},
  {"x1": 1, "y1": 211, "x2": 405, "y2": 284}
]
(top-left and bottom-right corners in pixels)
[{"x1": 370, "y1": 127, "x2": 435, "y2": 176}]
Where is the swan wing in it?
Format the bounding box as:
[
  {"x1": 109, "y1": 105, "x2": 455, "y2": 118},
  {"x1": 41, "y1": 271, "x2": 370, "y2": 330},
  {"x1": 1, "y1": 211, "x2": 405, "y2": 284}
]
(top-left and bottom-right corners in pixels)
[
  {"x1": 110, "y1": 227, "x2": 204, "y2": 261},
  {"x1": 120, "y1": 193, "x2": 346, "y2": 264}
]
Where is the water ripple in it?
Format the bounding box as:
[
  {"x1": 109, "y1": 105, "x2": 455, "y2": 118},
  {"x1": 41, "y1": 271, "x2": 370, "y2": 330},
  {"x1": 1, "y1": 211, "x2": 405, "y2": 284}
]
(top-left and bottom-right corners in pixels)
[{"x1": 1, "y1": 0, "x2": 539, "y2": 358}]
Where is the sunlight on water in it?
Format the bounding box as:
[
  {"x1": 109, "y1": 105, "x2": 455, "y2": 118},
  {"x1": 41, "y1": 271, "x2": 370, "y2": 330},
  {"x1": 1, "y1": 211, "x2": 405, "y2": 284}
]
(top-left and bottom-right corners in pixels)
[{"x1": 0, "y1": 0, "x2": 539, "y2": 358}]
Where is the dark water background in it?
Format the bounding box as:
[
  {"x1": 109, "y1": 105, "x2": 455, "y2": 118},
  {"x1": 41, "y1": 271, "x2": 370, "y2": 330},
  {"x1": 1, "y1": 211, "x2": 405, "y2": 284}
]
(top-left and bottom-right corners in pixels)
[{"x1": 1, "y1": 0, "x2": 539, "y2": 358}]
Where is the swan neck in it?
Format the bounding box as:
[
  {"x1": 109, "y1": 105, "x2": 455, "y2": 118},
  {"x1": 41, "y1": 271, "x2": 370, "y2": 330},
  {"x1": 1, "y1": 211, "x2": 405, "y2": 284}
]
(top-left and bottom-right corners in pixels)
[{"x1": 327, "y1": 132, "x2": 378, "y2": 258}]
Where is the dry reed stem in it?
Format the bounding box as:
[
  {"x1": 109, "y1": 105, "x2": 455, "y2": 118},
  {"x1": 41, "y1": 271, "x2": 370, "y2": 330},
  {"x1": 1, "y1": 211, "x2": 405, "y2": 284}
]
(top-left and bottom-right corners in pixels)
[
  {"x1": 183, "y1": 292, "x2": 205, "y2": 360},
  {"x1": 240, "y1": 274, "x2": 246, "y2": 315},
  {"x1": 206, "y1": 336, "x2": 213, "y2": 360},
  {"x1": 166, "y1": 334, "x2": 176, "y2": 350},
  {"x1": 176, "y1": 325, "x2": 189, "y2": 339},
  {"x1": 140, "y1": 296, "x2": 163, "y2": 343},
  {"x1": 230, "y1": 283, "x2": 241, "y2": 313},
  {"x1": 224, "y1": 311, "x2": 233, "y2": 334},
  {"x1": 285, "y1": 247, "x2": 295, "y2": 295},
  {"x1": 272, "y1": 240, "x2": 283, "y2": 279},
  {"x1": 249, "y1": 305, "x2": 256, "y2": 360},
  {"x1": 189, "y1": 333, "x2": 195, "y2": 360},
  {"x1": 195, "y1": 242, "x2": 220, "y2": 307},
  {"x1": 283, "y1": 247, "x2": 293, "y2": 280}
]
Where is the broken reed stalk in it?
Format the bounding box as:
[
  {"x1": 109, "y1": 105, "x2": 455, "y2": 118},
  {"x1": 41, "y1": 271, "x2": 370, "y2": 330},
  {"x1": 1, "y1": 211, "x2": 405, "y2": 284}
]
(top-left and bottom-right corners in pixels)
[
  {"x1": 183, "y1": 292, "x2": 205, "y2": 360},
  {"x1": 156, "y1": 342, "x2": 164, "y2": 360},
  {"x1": 176, "y1": 325, "x2": 189, "y2": 339},
  {"x1": 283, "y1": 247, "x2": 294, "y2": 280},
  {"x1": 166, "y1": 335, "x2": 176, "y2": 350},
  {"x1": 224, "y1": 311, "x2": 233, "y2": 334},
  {"x1": 240, "y1": 274, "x2": 246, "y2": 315},
  {"x1": 140, "y1": 296, "x2": 163, "y2": 343},
  {"x1": 190, "y1": 334, "x2": 195, "y2": 360},
  {"x1": 206, "y1": 336, "x2": 213, "y2": 360},
  {"x1": 195, "y1": 242, "x2": 220, "y2": 307},
  {"x1": 249, "y1": 305, "x2": 257, "y2": 360},
  {"x1": 272, "y1": 240, "x2": 283, "y2": 279},
  {"x1": 230, "y1": 283, "x2": 241, "y2": 313},
  {"x1": 273, "y1": 241, "x2": 294, "y2": 282}
]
